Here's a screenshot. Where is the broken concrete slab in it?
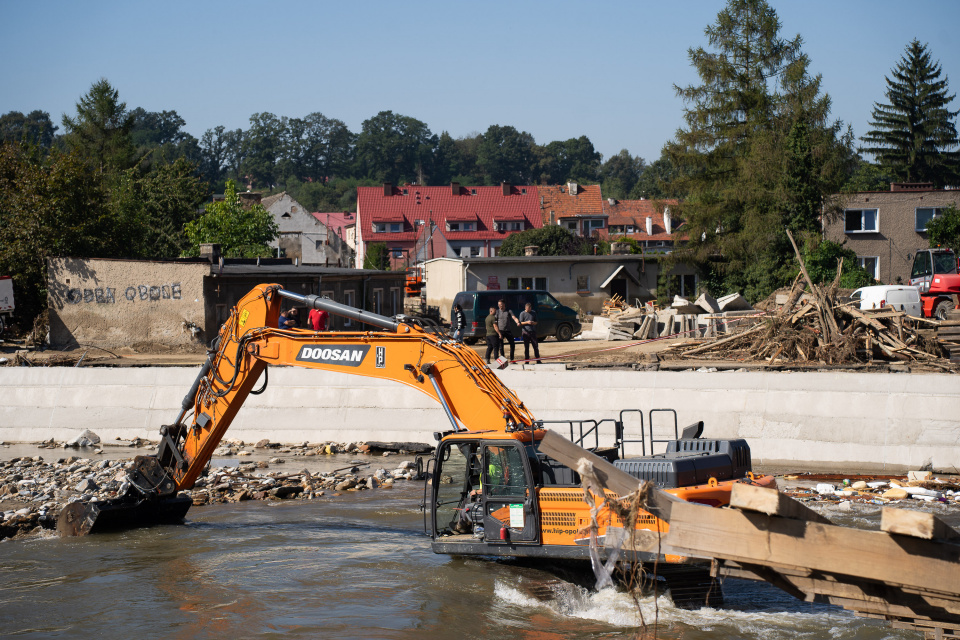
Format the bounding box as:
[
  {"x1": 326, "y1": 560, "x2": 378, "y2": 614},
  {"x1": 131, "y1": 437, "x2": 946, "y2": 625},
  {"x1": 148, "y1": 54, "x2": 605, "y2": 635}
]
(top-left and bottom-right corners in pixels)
[
  {"x1": 671, "y1": 295, "x2": 702, "y2": 315},
  {"x1": 718, "y1": 293, "x2": 754, "y2": 312},
  {"x1": 695, "y1": 292, "x2": 720, "y2": 313}
]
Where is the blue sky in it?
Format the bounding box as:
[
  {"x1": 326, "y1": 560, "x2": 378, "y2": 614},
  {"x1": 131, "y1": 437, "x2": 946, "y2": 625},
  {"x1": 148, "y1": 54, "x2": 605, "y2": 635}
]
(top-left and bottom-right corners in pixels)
[{"x1": 3, "y1": 1, "x2": 958, "y2": 165}]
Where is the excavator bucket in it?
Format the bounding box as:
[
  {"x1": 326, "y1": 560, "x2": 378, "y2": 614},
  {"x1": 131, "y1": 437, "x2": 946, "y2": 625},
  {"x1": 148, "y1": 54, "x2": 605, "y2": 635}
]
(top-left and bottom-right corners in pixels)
[{"x1": 56, "y1": 456, "x2": 192, "y2": 537}]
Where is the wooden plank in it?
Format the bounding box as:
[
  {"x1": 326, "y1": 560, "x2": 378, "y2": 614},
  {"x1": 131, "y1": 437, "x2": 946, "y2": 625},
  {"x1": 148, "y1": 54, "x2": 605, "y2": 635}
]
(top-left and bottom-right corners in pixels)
[
  {"x1": 537, "y1": 429, "x2": 683, "y2": 521},
  {"x1": 730, "y1": 483, "x2": 832, "y2": 524},
  {"x1": 881, "y1": 507, "x2": 960, "y2": 541},
  {"x1": 664, "y1": 500, "x2": 960, "y2": 595},
  {"x1": 681, "y1": 323, "x2": 765, "y2": 356}
]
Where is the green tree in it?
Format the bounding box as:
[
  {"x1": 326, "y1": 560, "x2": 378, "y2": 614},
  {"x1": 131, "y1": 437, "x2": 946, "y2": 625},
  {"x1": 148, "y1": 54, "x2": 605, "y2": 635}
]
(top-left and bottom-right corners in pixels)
[
  {"x1": 802, "y1": 238, "x2": 875, "y2": 288},
  {"x1": 600, "y1": 149, "x2": 645, "y2": 200},
  {"x1": 631, "y1": 154, "x2": 680, "y2": 199},
  {"x1": 355, "y1": 111, "x2": 437, "y2": 184},
  {"x1": 535, "y1": 136, "x2": 601, "y2": 184},
  {"x1": 926, "y1": 205, "x2": 960, "y2": 252},
  {"x1": 61, "y1": 79, "x2": 136, "y2": 178},
  {"x1": 183, "y1": 180, "x2": 278, "y2": 258},
  {"x1": 109, "y1": 157, "x2": 208, "y2": 258},
  {"x1": 0, "y1": 110, "x2": 58, "y2": 151},
  {"x1": 129, "y1": 108, "x2": 201, "y2": 170},
  {"x1": 476, "y1": 124, "x2": 536, "y2": 184},
  {"x1": 842, "y1": 157, "x2": 894, "y2": 192},
  {"x1": 0, "y1": 143, "x2": 108, "y2": 323},
  {"x1": 362, "y1": 242, "x2": 390, "y2": 270},
  {"x1": 664, "y1": 0, "x2": 850, "y2": 302},
  {"x1": 861, "y1": 40, "x2": 959, "y2": 186},
  {"x1": 498, "y1": 225, "x2": 590, "y2": 256},
  {"x1": 241, "y1": 112, "x2": 285, "y2": 189}
]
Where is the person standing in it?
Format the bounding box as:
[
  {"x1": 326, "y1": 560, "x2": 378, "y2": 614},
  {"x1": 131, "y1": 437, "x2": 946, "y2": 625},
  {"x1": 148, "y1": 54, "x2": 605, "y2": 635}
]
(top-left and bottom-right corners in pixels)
[
  {"x1": 278, "y1": 307, "x2": 299, "y2": 329},
  {"x1": 451, "y1": 303, "x2": 466, "y2": 342},
  {"x1": 308, "y1": 307, "x2": 329, "y2": 331},
  {"x1": 484, "y1": 307, "x2": 501, "y2": 364},
  {"x1": 495, "y1": 299, "x2": 516, "y2": 361},
  {"x1": 518, "y1": 302, "x2": 542, "y2": 364}
]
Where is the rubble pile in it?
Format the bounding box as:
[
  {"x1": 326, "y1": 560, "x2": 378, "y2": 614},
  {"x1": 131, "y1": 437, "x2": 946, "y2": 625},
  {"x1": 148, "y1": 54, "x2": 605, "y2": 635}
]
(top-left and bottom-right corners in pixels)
[
  {"x1": 782, "y1": 471, "x2": 960, "y2": 508},
  {"x1": 589, "y1": 292, "x2": 758, "y2": 342},
  {"x1": 1, "y1": 433, "x2": 429, "y2": 541},
  {"x1": 661, "y1": 275, "x2": 955, "y2": 371}
]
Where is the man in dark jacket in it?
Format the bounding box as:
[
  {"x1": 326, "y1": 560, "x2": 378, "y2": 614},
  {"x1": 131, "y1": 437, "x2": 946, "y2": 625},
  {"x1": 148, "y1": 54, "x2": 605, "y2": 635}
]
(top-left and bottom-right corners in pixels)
[
  {"x1": 495, "y1": 299, "x2": 517, "y2": 361},
  {"x1": 483, "y1": 307, "x2": 500, "y2": 364}
]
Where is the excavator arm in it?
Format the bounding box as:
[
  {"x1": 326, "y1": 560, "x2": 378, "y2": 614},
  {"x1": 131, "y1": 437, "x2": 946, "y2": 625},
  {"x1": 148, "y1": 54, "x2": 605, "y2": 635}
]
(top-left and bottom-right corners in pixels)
[{"x1": 159, "y1": 284, "x2": 537, "y2": 491}]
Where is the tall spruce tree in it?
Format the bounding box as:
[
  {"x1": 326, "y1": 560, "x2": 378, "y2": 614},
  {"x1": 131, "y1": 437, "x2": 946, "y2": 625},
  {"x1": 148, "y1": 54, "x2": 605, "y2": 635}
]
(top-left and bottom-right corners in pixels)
[
  {"x1": 664, "y1": 0, "x2": 850, "y2": 301},
  {"x1": 861, "y1": 40, "x2": 959, "y2": 186}
]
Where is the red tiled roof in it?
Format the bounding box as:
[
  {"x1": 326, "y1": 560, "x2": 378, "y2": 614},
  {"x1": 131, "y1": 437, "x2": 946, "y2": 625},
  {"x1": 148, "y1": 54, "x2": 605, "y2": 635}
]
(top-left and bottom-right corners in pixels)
[
  {"x1": 599, "y1": 198, "x2": 684, "y2": 241},
  {"x1": 312, "y1": 211, "x2": 356, "y2": 227},
  {"x1": 539, "y1": 184, "x2": 604, "y2": 224},
  {"x1": 357, "y1": 184, "x2": 542, "y2": 242}
]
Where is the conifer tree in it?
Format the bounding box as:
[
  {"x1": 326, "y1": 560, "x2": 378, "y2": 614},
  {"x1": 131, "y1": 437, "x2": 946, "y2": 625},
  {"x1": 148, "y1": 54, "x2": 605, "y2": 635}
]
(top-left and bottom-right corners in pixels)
[
  {"x1": 861, "y1": 40, "x2": 959, "y2": 186},
  {"x1": 664, "y1": 0, "x2": 851, "y2": 301}
]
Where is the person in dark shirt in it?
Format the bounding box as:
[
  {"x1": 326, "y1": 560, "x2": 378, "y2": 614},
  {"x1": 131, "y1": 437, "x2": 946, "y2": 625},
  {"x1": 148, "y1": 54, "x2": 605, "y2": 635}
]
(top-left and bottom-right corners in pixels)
[
  {"x1": 278, "y1": 307, "x2": 299, "y2": 329},
  {"x1": 495, "y1": 299, "x2": 517, "y2": 361},
  {"x1": 518, "y1": 302, "x2": 542, "y2": 364},
  {"x1": 452, "y1": 304, "x2": 466, "y2": 342},
  {"x1": 483, "y1": 307, "x2": 500, "y2": 364}
]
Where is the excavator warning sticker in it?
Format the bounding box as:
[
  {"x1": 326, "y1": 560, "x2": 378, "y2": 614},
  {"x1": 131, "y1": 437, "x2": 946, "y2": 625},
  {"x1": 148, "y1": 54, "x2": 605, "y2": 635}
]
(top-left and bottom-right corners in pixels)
[
  {"x1": 238, "y1": 309, "x2": 249, "y2": 328},
  {"x1": 296, "y1": 344, "x2": 370, "y2": 367}
]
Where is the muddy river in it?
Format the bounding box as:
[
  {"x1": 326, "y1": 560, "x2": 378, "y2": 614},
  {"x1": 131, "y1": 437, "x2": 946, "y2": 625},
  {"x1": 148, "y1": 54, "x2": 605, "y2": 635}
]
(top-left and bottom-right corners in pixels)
[{"x1": 0, "y1": 450, "x2": 919, "y2": 640}]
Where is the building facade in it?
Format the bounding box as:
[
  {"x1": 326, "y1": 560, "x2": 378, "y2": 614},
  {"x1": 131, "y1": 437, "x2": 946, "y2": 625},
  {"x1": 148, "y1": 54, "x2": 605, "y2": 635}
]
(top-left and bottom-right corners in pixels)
[
  {"x1": 599, "y1": 197, "x2": 682, "y2": 249},
  {"x1": 824, "y1": 184, "x2": 960, "y2": 285},
  {"x1": 423, "y1": 255, "x2": 698, "y2": 316},
  {"x1": 47, "y1": 255, "x2": 404, "y2": 350},
  {"x1": 356, "y1": 182, "x2": 543, "y2": 269},
  {"x1": 262, "y1": 192, "x2": 354, "y2": 267}
]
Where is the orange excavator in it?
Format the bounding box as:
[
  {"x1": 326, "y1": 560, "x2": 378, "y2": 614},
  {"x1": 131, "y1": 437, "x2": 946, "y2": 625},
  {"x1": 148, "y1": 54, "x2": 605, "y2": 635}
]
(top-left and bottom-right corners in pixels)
[{"x1": 58, "y1": 283, "x2": 775, "y2": 603}]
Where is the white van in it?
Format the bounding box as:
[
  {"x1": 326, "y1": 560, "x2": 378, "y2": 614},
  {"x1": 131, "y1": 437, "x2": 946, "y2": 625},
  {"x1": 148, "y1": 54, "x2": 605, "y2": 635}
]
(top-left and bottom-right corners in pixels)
[{"x1": 850, "y1": 285, "x2": 922, "y2": 316}]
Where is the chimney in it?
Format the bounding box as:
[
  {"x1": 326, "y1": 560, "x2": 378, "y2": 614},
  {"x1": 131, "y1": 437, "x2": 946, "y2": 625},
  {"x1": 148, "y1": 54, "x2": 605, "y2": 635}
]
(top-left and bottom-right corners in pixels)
[
  {"x1": 524, "y1": 245, "x2": 540, "y2": 256},
  {"x1": 200, "y1": 243, "x2": 222, "y2": 263},
  {"x1": 567, "y1": 181, "x2": 578, "y2": 196},
  {"x1": 383, "y1": 182, "x2": 393, "y2": 197},
  {"x1": 645, "y1": 217, "x2": 653, "y2": 236},
  {"x1": 664, "y1": 207, "x2": 672, "y2": 235},
  {"x1": 607, "y1": 198, "x2": 616, "y2": 205},
  {"x1": 451, "y1": 181, "x2": 460, "y2": 195},
  {"x1": 501, "y1": 181, "x2": 511, "y2": 196},
  {"x1": 890, "y1": 182, "x2": 934, "y2": 192}
]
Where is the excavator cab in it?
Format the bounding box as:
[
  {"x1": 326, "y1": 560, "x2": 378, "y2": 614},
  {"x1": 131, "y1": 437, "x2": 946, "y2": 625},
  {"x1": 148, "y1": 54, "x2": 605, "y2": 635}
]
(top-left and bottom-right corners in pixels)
[{"x1": 427, "y1": 435, "x2": 540, "y2": 546}]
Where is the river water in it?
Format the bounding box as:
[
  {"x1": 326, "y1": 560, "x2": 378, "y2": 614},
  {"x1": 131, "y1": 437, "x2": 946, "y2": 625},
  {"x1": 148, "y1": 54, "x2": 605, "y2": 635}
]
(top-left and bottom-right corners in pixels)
[{"x1": 0, "y1": 448, "x2": 916, "y2": 640}]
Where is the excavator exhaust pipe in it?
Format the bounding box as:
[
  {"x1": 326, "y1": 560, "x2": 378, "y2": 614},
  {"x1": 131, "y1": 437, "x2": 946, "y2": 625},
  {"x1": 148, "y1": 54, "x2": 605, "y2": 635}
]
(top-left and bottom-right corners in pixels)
[{"x1": 56, "y1": 456, "x2": 192, "y2": 537}]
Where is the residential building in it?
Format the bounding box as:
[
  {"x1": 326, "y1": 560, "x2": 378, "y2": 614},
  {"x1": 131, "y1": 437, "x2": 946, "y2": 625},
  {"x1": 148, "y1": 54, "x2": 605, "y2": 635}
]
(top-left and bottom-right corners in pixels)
[
  {"x1": 356, "y1": 182, "x2": 542, "y2": 269},
  {"x1": 539, "y1": 183, "x2": 606, "y2": 237},
  {"x1": 423, "y1": 255, "x2": 698, "y2": 317},
  {"x1": 47, "y1": 248, "x2": 404, "y2": 350},
  {"x1": 599, "y1": 197, "x2": 682, "y2": 250},
  {"x1": 262, "y1": 193, "x2": 354, "y2": 267},
  {"x1": 824, "y1": 183, "x2": 960, "y2": 284}
]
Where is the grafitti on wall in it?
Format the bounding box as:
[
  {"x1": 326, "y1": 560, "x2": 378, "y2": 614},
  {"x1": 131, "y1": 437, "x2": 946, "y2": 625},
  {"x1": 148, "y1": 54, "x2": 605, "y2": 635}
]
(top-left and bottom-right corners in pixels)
[{"x1": 65, "y1": 283, "x2": 182, "y2": 304}]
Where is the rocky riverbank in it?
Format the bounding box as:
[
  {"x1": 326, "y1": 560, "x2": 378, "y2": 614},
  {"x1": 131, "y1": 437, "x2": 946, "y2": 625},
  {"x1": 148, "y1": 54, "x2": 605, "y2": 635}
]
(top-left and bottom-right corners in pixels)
[{"x1": 0, "y1": 432, "x2": 429, "y2": 542}]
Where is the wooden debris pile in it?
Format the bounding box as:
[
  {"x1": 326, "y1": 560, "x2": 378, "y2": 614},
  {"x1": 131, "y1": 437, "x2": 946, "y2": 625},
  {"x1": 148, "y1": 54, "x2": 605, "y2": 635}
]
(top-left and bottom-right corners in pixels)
[
  {"x1": 601, "y1": 294, "x2": 629, "y2": 316},
  {"x1": 937, "y1": 310, "x2": 960, "y2": 363},
  {"x1": 662, "y1": 232, "x2": 957, "y2": 371}
]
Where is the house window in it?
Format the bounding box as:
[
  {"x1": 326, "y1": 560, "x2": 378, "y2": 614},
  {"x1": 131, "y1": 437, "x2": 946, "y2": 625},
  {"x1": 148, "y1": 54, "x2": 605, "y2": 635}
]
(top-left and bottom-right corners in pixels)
[
  {"x1": 373, "y1": 288, "x2": 383, "y2": 315},
  {"x1": 315, "y1": 240, "x2": 324, "y2": 250},
  {"x1": 391, "y1": 247, "x2": 403, "y2": 258},
  {"x1": 447, "y1": 222, "x2": 476, "y2": 232},
  {"x1": 343, "y1": 290, "x2": 355, "y2": 326},
  {"x1": 521, "y1": 277, "x2": 533, "y2": 290},
  {"x1": 844, "y1": 209, "x2": 878, "y2": 233},
  {"x1": 586, "y1": 219, "x2": 605, "y2": 232},
  {"x1": 518, "y1": 277, "x2": 547, "y2": 290},
  {"x1": 281, "y1": 212, "x2": 291, "y2": 218},
  {"x1": 498, "y1": 221, "x2": 522, "y2": 231},
  {"x1": 402, "y1": 188, "x2": 408, "y2": 195},
  {"x1": 858, "y1": 256, "x2": 879, "y2": 279},
  {"x1": 373, "y1": 222, "x2": 403, "y2": 233},
  {"x1": 471, "y1": 188, "x2": 477, "y2": 195},
  {"x1": 521, "y1": 188, "x2": 527, "y2": 194},
  {"x1": 507, "y1": 277, "x2": 519, "y2": 289},
  {"x1": 535, "y1": 277, "x2": 547, "y2": 290},
  {"x1": 916, "y1": 208, "x2": 945, "y2": 232},
  {"x1": 564, "y1": 221, "x2": 578, "y2": 231},
  {"x1": 576, "y1": 276, "x2": 590, "y2": 293},
  {"x1": 470, "y1": 246, "x2": 481, "y2": 257}
]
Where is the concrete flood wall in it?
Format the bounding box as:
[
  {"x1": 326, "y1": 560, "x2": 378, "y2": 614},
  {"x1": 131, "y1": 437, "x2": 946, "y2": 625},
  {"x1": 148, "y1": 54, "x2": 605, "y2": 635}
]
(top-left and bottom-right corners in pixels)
[{"x1": 1, "y1": 367, "x2": 957, "y2": 472}]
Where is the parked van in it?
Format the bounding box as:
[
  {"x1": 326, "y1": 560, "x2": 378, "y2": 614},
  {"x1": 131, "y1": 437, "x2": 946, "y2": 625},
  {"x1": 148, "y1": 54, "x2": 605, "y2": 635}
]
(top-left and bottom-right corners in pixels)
[
  {"x1": 452, "y1": 290, "x2": 581, "y2": 343},
  {"x1": 850, "y1": 285, "x2": 922, "y2": 317}
]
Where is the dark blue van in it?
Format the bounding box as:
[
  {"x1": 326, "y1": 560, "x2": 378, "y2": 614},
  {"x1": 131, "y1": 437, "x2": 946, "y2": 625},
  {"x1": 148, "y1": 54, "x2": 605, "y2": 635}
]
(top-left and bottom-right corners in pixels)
[{"x1": 452, "y1": 290, "x2": 581, "y2": 343}]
